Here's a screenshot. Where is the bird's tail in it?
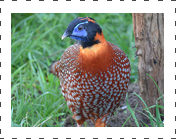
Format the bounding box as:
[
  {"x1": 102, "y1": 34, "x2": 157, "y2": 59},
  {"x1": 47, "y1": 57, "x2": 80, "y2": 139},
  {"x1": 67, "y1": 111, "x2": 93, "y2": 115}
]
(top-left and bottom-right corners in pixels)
[{"x1": 49, "y1": 60, "x2": 60, "y2": 76}]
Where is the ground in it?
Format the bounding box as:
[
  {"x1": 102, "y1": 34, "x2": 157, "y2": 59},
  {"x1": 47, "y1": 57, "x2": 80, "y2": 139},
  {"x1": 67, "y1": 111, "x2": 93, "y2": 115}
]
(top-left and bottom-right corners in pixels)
[{"x1": 63, "y1": 82, "x2": 151, "y2": 127}]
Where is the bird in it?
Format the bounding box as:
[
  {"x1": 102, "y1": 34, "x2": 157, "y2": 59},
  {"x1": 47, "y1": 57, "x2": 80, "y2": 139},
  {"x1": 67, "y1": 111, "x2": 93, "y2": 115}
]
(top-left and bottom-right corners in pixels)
[{"x1": 49, "y1": 17, "x2": 131, "y2": 127}]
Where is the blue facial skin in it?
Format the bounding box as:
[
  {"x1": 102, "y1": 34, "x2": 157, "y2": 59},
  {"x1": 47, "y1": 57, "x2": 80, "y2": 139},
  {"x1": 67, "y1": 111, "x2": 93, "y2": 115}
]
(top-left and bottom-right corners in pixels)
[
  {"x1": 70, "y1": 36, "x2": 89, "y2": 42},
  {"x1": 70, "y1": 21, "x2": 90, "y2": 42}
]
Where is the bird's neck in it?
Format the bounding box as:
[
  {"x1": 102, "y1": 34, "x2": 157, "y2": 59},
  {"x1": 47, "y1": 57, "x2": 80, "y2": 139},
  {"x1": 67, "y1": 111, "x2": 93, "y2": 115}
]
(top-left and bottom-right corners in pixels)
[
  {"x1": 93, "y1": 31, "x2": 106, "y2": 44},
  {"x1": 80, "y1": 32, "x2": 107, "y2": 57},
  {"x1": 79, "y1": 32, "x2": 111, "y2": 73},
  {"x1": 79, "y1": 31, "x2": 106, "y2": 49}
]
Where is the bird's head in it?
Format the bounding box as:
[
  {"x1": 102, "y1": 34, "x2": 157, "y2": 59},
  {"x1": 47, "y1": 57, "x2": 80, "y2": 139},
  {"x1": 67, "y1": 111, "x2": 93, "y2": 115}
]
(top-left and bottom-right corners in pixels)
[{"x1": 62, "y1": 17, "x2": 105, "y2": 48}]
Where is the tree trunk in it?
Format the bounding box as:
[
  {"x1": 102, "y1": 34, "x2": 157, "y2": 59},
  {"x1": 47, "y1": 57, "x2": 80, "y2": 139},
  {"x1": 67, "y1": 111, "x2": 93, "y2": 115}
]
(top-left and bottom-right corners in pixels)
[{"x1": 132, "y1": 13, "x2": 164, "y2": 119}]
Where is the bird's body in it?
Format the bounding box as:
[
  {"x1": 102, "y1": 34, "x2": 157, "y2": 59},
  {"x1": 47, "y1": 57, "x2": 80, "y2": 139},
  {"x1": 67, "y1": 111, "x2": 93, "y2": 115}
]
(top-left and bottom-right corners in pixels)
[{"x1": 50, "y1": 17, "x2": 131, "y2": 127}]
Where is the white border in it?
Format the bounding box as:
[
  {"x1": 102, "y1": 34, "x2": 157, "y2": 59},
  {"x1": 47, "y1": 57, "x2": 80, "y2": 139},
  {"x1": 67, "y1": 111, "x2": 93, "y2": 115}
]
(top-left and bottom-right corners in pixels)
[{"x1": 0, "y1": 0, "x2": 174, "y2": 139}]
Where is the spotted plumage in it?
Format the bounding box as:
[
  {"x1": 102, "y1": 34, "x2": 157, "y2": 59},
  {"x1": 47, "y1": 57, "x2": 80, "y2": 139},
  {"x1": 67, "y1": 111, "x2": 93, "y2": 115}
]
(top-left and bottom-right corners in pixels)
[{"x1": 49, "y1": 17, "x2": 131, "y2": 127}]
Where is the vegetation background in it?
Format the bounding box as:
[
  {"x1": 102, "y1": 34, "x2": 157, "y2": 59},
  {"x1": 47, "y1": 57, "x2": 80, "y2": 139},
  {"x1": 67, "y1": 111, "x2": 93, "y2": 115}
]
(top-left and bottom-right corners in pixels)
[{"x1": 11, "y1": 13, "x2": 137, "y2": 127}]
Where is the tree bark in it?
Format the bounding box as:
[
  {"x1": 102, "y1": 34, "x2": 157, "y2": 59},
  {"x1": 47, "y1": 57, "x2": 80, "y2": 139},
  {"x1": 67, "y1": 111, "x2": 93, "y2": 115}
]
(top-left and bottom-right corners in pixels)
[{"x1": 132, "y1": 13, "x2": 164, "y2": 119}]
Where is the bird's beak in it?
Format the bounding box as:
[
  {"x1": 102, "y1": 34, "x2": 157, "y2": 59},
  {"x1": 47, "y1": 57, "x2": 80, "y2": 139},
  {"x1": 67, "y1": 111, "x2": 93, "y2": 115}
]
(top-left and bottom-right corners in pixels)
[{"x1": 61, "y1": 32, "x2": 69, "y2": 40}]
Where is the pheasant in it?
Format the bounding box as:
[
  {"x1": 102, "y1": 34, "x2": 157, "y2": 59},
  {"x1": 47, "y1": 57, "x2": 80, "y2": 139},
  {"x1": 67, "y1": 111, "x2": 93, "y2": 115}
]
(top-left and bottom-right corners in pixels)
[{"x1": 49, "y1": 17, "x2": 131, "y2": 127}]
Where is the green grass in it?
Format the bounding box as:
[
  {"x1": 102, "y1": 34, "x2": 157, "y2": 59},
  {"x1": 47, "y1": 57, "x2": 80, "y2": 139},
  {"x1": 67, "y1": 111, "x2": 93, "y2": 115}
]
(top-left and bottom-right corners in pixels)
[
  {"x1": 11, "y1": 13, "x2": 137, "y2": 127},
  {"x1": 125, "y1": 74, "x2": 164, "y2": 127}
]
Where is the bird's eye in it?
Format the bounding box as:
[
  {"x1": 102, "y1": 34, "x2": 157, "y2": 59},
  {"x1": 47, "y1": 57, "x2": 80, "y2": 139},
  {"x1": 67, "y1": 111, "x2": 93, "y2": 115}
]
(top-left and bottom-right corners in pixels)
[{"x1": 78, "y1": 25, "x2": 83, "y2": 31}]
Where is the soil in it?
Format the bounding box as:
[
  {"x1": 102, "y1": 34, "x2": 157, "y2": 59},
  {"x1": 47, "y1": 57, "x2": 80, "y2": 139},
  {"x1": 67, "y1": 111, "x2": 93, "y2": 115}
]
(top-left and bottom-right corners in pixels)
[{"x1": 64, "y1": 83, "x2": 151, "y2": 127}]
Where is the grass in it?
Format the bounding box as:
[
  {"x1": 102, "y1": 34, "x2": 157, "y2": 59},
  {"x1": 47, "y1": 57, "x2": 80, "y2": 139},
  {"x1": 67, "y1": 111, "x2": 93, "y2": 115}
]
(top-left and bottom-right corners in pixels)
[
  {"x1": 11, "y1": 13, "x2": 137, "y2": 127},
  {"x1": 125, "y1": 74, "x2": 164, "y2": 127}
]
